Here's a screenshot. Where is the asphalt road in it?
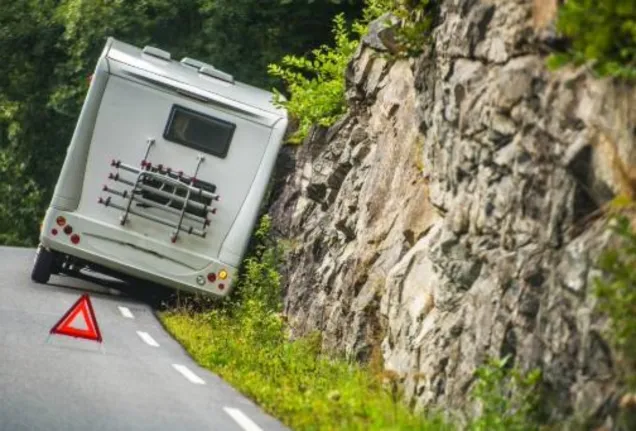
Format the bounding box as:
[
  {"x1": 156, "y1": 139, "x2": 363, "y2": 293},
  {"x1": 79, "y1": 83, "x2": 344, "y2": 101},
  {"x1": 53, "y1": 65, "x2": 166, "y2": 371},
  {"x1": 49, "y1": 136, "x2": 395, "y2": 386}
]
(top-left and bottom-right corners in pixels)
[{"x1": 0, "y1": 247, "x2": 289, "y2": 431}]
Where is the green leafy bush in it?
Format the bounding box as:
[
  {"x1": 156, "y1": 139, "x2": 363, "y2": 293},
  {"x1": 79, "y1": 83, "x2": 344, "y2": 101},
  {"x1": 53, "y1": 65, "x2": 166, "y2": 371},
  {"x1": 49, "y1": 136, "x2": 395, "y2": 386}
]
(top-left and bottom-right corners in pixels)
[
  {"x1": 268, "y1": 14, "x2": 360, "y2": 144},
  {"x1": 591, "y1": 200, "x2": 636, "y2": 429},
  {"x1": 467, "y1": 356, "x2": 543, "y2": 431},
  {"x1": 594, "y1": 211, "x2": 636, "y2": 388},
  {"x1": 233, "y1": 214, "x2": 284, "y2": 312},
  {"x1": 268, "y1": 0, "x2": 437, "y2": 144},
  {"x1": 547, "y1": 0, "x2": 636, "y2": 79},
  {"x1": 362, "y1": 0, "x2": 437, "y2": 57}
]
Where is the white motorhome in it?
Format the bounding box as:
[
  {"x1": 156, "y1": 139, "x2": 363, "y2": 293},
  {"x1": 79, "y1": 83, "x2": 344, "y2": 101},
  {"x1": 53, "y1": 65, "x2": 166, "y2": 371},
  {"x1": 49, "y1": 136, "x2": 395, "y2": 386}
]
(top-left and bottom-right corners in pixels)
[{"x1": 32, "y1": 38, "x2": 288, "y2": 297}]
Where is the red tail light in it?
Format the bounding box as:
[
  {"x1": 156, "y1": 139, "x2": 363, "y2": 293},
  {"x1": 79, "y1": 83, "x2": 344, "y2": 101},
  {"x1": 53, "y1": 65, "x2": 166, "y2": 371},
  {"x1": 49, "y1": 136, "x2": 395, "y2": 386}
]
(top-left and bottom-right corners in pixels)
[
  {"x1": 207, "y1": 273, "x2": 216, "y2": 283},
  {"x1": 218, "y1": 284, "x2": 225, "y2": 290},
  {"x1": 56, "y1": 216, "x2": 66, "y2": 226},
  {"x1": 70, "y1": 234, "x2": 80, "y2": 245},
  {"x1": 51, "y1": 229, "x2": 58, "y2": 236},
  {"x1": 63, "y1": 225, "x2": 73, "y2": 235}
]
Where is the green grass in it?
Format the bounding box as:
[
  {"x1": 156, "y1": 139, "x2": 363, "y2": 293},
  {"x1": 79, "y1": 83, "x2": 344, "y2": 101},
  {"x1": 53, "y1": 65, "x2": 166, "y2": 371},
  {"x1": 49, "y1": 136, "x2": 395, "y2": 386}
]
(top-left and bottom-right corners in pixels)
[{"x1": 160, "y1": 303, "x2": 452, "y2": 431}]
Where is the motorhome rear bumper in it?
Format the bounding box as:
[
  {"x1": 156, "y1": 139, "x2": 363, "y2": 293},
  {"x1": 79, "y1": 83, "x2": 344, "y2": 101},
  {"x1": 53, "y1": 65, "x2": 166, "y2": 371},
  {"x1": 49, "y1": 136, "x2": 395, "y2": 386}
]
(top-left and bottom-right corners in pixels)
[{"x1": 40, "y1": 209, "x2": 235, "y2": 297}]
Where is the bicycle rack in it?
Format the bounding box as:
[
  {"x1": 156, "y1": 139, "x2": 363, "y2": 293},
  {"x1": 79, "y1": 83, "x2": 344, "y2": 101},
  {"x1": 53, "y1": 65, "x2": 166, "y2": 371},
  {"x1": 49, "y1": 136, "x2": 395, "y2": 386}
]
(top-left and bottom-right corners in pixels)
[{"x1": 98, "y1": 138, "x2": 220, "y2": 243}]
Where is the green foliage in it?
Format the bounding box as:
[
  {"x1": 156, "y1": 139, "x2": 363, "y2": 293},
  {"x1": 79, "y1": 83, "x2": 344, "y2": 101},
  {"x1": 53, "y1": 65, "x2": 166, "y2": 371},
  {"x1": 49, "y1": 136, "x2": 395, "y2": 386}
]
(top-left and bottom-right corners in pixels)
[
  {"x1": 234, "y1": 215, "x2": 285, "y2": 312},
  {"x1": 363, "y1": 0, "x2": 437, "y2": 58},
  {"x1": 547, "y1": 0, "x2": 636, "y2": 79},
  {"x1": 0, "y1": 151, "x2": 43, "y2": 246},
  {"x1": 467, "y1": 356, "x2": 543, "y2": 431},
  {"x1": 594, "y1": 213, "x2": 636, "y2": 388},
  {"x1": 268, "y1": 14, "x2": 360, "y2": 143},
  {"x1": 268, "y1": 0, "x2": 437, "y2": 144}
]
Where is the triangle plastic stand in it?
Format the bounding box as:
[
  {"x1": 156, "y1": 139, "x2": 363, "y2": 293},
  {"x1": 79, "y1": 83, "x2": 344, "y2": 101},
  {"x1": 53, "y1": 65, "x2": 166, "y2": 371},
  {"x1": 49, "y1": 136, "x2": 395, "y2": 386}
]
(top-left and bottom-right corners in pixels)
[{"x1": 50, "y1": 294, "x2": 103, "y2": 342}]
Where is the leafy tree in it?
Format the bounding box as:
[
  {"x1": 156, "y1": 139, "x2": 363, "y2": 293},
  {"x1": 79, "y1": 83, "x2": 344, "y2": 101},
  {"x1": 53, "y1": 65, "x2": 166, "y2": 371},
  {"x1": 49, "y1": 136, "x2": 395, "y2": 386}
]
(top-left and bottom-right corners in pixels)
[
  {"x1": 0, "y1": 0, "x2": 65, "y2": 243},
  {"x1": 548, "y1": 0, "x2": 636, "y2": 79}
]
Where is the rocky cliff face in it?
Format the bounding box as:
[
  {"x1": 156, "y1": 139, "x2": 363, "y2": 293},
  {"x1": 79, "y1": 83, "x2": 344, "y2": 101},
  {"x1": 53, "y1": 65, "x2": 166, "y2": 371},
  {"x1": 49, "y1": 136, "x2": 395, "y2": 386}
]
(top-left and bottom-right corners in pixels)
[{"x1": 269, "y1": 0, "x2": 636, "y2": 424}]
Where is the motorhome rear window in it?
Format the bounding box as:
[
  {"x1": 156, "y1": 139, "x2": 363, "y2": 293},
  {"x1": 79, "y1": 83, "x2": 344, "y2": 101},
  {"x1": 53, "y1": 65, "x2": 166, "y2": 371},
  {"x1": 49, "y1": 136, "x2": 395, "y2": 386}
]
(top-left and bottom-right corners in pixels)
[{"x1": 163, "y1": 105, "x2": 235, "y2": 158}]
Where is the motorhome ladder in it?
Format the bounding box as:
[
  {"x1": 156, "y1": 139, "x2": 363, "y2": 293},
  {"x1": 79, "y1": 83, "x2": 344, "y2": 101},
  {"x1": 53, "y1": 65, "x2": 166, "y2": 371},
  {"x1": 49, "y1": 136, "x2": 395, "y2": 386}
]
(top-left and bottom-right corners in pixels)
[{"x1": 99, "y1": 138, "x2": 220, "y2": 243}]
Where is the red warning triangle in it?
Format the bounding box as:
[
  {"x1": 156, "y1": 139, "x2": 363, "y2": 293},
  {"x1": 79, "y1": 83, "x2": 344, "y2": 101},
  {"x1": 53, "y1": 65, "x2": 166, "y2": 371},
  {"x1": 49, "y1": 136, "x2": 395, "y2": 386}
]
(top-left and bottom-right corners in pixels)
[{"x1": 50, "y1": 294, "x2": 102, "y2": 342}]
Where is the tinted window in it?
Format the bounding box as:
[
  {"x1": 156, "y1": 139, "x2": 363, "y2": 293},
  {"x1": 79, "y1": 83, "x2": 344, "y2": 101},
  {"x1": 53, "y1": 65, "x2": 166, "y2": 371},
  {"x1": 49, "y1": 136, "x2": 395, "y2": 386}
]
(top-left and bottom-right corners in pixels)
[{"x1": 163, "y1": 105, "x2": 235, "y2": 158}]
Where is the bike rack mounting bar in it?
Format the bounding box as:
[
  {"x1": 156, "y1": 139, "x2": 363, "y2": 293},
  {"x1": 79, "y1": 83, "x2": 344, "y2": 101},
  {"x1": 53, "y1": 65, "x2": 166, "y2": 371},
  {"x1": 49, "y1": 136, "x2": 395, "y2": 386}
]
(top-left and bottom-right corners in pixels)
[
  {"x1": 101, "y1": 141, "x2": 219, "y2": 242},
  {"x1": 98, "y1": 198, "x2": 206, "y2": 238},
  {"x1": 102, "y1": 185, "x2": 210, "y2": 227}
]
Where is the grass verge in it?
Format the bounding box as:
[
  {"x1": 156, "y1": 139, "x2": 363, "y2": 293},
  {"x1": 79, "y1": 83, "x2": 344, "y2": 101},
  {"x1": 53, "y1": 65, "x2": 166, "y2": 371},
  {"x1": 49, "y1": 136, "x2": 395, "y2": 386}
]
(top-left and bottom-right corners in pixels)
[{"x1": 160, "y1": 303, "x2": 452, "y2": 431}]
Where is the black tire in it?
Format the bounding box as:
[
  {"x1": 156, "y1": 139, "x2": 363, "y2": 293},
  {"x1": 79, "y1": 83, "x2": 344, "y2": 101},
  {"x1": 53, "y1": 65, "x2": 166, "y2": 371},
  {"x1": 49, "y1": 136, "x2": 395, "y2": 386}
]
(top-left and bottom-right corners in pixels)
[
  {"x1": 50, "y1": 253, "x2": 64, "y2": 275},
  {"x1": 31, "y1": 246, "x2": 54, "y2": 284}
]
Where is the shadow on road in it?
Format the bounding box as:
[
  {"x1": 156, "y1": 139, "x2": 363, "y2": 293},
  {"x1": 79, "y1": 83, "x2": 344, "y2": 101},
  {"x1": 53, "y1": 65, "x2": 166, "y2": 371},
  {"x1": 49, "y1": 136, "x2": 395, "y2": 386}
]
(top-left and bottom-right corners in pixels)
[{"x1": 47, "y1": 269, "x2": 180, "y2": 310}]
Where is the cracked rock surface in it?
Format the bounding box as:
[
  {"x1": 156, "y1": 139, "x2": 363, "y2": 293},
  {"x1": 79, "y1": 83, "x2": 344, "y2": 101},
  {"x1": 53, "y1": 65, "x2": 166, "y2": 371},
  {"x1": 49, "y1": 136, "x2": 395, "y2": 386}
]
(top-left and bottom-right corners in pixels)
[{"x1": 269, "y1": 0, "x2": 636, "y2": 424}]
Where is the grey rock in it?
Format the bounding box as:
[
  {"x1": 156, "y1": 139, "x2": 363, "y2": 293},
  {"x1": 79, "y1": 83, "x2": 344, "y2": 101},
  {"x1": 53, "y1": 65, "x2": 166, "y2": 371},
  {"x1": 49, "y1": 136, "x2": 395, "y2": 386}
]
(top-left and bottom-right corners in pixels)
[{"x1": 361, "y1": 13, "x2": 399, "y2": 52}]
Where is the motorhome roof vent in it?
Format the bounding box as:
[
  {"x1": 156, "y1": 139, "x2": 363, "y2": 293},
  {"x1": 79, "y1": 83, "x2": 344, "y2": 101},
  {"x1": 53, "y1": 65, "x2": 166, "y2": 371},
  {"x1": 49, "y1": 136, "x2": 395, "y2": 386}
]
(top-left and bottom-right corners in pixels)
[
  {"x1": 180, "y1": 57, "x2": 213, "y2": 70},
  {"x1": 199, "y1": 66, "x2": 234, "y2": 84},
  {"x1": 142, "y1": 46, "x2": 172, "y2": 61}
]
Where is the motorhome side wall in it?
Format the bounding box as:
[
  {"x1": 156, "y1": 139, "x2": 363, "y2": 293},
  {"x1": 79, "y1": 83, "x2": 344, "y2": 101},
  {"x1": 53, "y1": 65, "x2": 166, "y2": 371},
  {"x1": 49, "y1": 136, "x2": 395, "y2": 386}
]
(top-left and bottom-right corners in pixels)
[
  {"x1": 219, "y1": 115, "x2": 288, "y2": 267},
  {"x1": 49, "y1": 39, "x2": 113, "y2": 212}
]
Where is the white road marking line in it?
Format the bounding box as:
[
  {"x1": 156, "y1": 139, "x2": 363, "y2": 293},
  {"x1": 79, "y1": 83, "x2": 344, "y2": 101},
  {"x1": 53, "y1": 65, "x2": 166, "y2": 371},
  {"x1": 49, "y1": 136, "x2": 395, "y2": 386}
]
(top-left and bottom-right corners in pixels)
[
  {"x1": 136, "y1": 331, "x2": 159, "y2": 347},
  {"x1": 223, "y1": 407, "x2": 263, "y2": 431},
  {"x1": 118, "y1": 306, "x2": 134, "y2": 319},
  {"x1": 172, "y1": 364, "x2": 205, "y2": 385}
]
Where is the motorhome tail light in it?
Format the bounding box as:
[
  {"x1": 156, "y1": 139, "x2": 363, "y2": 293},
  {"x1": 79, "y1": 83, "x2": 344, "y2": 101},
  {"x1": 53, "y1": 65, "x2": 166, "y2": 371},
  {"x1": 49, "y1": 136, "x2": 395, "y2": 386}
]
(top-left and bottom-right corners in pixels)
[
  {"x1": 63, "y1": 225, "x2": 73, "y2": 235},
  {"x1": 218, "y1": 270, "x2": 228, "y2": 280},
  {"x1": 56, "y1": 216, "x2": 66, "y2": 226},
  {"x1": 70, "y1": 234, "x2": 80, "y2": 245},
  {"x1": 218, "y1": 283, "x2": 225, "y2": 290},
  {"x1": 51, "y1": 228, "x2": 58, "y2": 236},
  {"x1": 207, "y1": 273, "x2": 216, "y2": 283}
]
